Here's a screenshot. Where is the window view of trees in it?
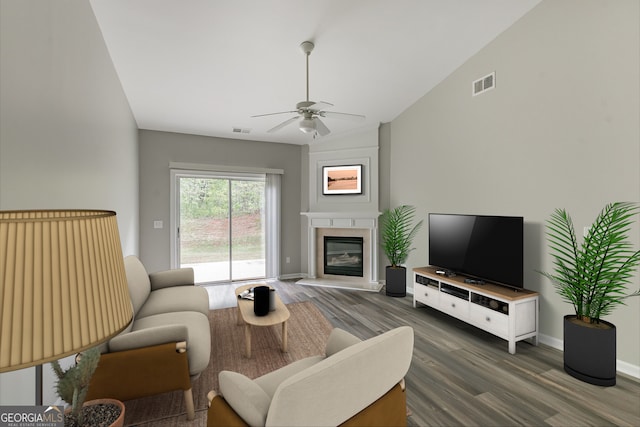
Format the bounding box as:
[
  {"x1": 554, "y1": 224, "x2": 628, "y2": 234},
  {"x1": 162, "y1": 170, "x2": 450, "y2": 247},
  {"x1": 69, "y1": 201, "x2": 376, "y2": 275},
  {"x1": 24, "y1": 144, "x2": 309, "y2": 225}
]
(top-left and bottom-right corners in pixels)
[{"x1": 179, "y1": 178, "x2": 264, "y2": 266}]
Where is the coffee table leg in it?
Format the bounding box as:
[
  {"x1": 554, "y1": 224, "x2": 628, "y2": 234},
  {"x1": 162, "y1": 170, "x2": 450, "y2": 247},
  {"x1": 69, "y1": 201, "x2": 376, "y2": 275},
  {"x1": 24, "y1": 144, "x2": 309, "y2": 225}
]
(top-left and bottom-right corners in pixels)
[
  {"x1": 244, "y1": 324, "x2": 252, "y2": 358},
  {"x1": 281, "y1": 321, "x2": 288, "y2": 353}
]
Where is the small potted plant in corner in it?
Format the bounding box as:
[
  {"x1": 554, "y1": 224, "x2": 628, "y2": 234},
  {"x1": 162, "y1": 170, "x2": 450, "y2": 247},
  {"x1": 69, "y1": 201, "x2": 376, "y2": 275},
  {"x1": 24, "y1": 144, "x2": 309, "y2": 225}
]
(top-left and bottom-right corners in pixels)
[
  {"x1": 52, "y1": 347, "x2": 125, "y2": 427},
  {"x1": 540, "y1": 202, "x2": 640, "y2": 386},
  {"x1": 380, "y1": 205, "x2": 423, "y2": 297}
]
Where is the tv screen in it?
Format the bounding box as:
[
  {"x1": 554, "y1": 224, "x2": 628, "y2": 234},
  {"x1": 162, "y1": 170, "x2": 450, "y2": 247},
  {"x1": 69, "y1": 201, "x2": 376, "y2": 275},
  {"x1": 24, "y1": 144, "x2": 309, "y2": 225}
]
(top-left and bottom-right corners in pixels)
[{"x1": 428, "y1": 213, "x2": 523, "y2": 288}]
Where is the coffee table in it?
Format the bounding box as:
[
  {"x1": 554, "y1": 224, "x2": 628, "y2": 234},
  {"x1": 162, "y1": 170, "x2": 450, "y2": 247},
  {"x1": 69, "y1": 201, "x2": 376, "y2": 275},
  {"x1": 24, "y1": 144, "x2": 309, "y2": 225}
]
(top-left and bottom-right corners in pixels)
[{"x1": 234, "y1": 284, "x2": 290, "y2": 358}]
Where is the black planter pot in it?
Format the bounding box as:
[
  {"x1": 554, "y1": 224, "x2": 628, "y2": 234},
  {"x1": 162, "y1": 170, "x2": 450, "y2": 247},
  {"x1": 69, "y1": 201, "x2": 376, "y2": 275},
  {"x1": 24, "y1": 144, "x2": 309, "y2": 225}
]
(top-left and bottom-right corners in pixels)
[
  {"x1": 385, "y1": 266, "x2": 406, "y2": 297},
  {"x1": 564, "y1": 315, "x2": 616, "y2": 386}
]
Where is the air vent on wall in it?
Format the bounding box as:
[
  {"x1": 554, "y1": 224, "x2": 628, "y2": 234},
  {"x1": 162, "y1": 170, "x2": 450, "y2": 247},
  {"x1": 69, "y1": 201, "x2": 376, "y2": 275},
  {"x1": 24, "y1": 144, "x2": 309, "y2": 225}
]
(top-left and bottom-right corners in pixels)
[
  {"x1": 472, "y1": 72, "x2": 495, "y2": 96},
  {"x1": 232, "y1": 127, "x2": 251, "y2": 134}
]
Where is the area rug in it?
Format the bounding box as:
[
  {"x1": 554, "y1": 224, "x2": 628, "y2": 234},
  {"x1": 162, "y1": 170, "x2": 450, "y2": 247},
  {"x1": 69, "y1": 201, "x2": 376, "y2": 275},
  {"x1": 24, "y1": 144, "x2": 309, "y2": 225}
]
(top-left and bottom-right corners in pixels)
[{"x1": 122, "y1": 301, "x2": 333, "y2": 426}]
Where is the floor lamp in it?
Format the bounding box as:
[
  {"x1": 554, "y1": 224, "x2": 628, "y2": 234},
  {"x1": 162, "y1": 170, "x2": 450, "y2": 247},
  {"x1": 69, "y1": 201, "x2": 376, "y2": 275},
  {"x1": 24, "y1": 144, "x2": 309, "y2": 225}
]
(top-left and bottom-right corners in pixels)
[{"x1": 0, "y1": 210, "x2": 133, "y2": 405}]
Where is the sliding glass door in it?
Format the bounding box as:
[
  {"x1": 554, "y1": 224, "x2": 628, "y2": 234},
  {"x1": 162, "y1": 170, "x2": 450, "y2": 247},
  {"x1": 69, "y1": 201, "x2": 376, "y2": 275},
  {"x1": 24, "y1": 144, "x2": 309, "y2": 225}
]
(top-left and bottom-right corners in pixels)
[{"x1": 175, "y1": 173, "x2": 265, "y2": 283}]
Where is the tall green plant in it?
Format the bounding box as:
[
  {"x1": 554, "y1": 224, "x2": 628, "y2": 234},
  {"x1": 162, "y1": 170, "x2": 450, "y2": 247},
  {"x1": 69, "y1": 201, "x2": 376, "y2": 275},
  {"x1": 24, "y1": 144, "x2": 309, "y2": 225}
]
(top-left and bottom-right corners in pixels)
[
  {"x1": 540, "y1": 202, "x2": 640, "y2": 323},
  {"x1": 380, "y1": 205, "x2": 423, "y2": 267},
  {"x1": 51, "y1": 347, "x2": 101, "y2": 425}
]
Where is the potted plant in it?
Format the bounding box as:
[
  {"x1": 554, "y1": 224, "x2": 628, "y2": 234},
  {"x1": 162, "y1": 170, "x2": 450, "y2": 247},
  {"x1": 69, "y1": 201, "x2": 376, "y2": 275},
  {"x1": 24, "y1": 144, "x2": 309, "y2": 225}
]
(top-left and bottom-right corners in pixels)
[
  {"x1": 52, "y1": 347, "x2": 125, "y2": 427},
  {"x1": 540, "y1": 202, "x2": 640, "y2": 386},
  {"x1": 380, "y1": 205, "x2": 423, "y2": 297}
]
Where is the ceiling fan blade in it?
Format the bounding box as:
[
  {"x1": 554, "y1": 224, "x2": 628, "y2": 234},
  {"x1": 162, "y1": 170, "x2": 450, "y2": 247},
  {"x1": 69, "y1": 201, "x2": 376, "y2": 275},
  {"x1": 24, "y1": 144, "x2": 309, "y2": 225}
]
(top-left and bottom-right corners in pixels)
[
  {"x1": 315, "y1": 117, "x2": 330, "y2": 136},
  {"x1": 307, "y1": 101, "x2": 333, "y2": 112},
  {"x1": 320, "y1": 111, "x2": 366, "y2": 121},
  {"x1": 267, "y1": 116, "x2": 299, "y2": 133},
  {"x1": 251, "y1": 110, "x2": 297, "y2": 118}
]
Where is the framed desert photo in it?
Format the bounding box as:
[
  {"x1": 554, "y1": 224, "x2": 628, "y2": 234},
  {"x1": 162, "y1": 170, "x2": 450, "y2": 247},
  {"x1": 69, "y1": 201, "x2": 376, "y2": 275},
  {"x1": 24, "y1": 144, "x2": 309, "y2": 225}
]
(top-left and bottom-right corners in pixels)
[{"x1": 322, "y1": 165, "x2": 363, "y2": 195}]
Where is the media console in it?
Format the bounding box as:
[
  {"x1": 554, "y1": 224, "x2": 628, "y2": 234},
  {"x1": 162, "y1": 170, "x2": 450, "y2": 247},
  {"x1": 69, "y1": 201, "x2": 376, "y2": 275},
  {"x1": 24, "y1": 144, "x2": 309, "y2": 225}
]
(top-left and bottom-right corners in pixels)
[{"x1": 413, "y1": 266, "x2": 539, "y2": 354}]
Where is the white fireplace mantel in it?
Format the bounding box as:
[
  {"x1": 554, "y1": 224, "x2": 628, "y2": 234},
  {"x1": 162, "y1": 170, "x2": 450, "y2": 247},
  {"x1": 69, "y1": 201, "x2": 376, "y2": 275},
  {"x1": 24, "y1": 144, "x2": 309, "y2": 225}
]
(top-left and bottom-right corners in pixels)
[{"x1": 301, "y1": 211, "x2": 381, "y2": 287}]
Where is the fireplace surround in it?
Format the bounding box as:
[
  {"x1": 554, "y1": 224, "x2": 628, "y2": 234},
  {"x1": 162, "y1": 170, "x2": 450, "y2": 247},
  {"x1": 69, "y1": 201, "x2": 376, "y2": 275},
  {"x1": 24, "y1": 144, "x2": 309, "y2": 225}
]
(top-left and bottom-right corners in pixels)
[{"x1": 298, "y1": 212, "x2": 382, "y2": 291}]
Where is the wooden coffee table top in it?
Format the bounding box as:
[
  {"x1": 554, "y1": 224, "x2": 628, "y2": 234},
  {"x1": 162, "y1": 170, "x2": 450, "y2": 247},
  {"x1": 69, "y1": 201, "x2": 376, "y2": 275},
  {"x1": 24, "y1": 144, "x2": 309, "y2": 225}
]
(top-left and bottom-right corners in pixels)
[{"x1": 235, "y1": 284, "x2": 290, "y2": 326}]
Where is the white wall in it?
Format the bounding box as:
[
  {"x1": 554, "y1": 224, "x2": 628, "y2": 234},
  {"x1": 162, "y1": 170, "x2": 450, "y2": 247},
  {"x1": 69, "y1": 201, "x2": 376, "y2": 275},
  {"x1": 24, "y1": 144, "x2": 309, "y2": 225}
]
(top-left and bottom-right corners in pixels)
[
  {"x1": 0, "y1": 0, "x2": 139, "y2": 404},
  {"x1": 390, "y1": 0, "x2": 639, "y2": 371},
  {"x1": 300, "y1": 127, "x2": 380, "y2": 276},
  {"x1": 307, "y1": 127, "x2": 380, "y2": 214}
]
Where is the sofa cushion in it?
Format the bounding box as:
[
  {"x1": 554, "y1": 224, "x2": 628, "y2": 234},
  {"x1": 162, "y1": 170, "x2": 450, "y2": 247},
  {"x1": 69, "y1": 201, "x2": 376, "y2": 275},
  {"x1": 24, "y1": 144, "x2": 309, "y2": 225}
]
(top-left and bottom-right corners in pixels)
[
  {"x1": 123, "y1": 256, "x2": 151, "y2": 316},
  {"x1": 254, "y1": 355, "x2": 324, "y2": 398},
  {"x1": 132, "y1": 311, "x2": 211, "y2": 376},
  {"x1": 136, "y1": 286, "x2": 209, "y2": 319},
  {"x1": 219, "y1": 371, "x2": 271, "y2": 427}
]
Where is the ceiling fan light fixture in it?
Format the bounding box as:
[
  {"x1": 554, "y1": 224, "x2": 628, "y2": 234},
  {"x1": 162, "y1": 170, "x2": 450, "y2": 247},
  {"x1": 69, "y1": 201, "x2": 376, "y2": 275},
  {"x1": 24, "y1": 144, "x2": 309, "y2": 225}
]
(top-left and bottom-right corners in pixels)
[
  {"x1": 252, "y1": 40, "x2": 365, "y2": 138},
  {"x1": 299, "y1": 117, "x2": 316, "y2": 133}
]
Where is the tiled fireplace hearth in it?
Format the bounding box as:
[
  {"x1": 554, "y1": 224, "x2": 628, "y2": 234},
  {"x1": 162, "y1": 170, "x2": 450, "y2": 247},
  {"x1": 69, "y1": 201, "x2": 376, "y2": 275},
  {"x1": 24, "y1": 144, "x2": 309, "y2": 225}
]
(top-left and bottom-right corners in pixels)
[{"x1": 297, "y1": 212, "x2": 383, "y2": 292}]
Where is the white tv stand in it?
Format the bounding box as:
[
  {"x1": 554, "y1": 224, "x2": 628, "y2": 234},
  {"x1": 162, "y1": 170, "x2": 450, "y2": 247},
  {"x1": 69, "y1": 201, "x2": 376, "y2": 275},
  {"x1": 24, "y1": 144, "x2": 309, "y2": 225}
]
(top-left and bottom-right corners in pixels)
[{"x1": 413, "y1": 267, "x2": 538, "y2": 354}]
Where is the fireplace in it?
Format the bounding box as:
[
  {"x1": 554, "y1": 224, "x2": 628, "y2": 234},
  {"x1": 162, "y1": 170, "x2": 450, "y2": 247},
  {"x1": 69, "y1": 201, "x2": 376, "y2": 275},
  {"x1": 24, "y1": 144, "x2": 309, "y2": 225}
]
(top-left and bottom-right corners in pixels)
[
  {"x1": 297, "y1": 211, "x2": 382, "y2": 292},
  {"x1": 324, "y1": 236, "x2": 364, "y2": 277}
]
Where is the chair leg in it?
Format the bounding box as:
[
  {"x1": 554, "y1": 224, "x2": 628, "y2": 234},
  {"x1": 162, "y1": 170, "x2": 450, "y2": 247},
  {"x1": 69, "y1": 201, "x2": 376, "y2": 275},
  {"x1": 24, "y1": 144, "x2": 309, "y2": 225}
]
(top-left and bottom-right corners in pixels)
[{"x1": 184, "y1": 388, "x2": 195, "y2": 420}]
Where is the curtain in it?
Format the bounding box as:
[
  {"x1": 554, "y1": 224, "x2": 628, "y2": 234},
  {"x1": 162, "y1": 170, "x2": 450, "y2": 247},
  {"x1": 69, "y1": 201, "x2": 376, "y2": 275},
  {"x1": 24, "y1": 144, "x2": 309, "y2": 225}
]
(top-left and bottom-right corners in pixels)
[{"x1": 265, "y1": 173, "x2": 281, "y2": 279}]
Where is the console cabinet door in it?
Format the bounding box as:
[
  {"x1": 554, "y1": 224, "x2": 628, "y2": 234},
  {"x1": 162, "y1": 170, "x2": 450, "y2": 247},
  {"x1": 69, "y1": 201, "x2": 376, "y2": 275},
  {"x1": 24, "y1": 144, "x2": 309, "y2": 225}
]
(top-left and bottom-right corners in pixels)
[
  {"x1": 414, "y1": 282, "x2": 439, "y2": 307},
  {"x1": 439, "y1": 293, "x2": 469, "y2": 320},
  {"x1": 470, "y1": 304, "x2": 509, "y2": 339}
]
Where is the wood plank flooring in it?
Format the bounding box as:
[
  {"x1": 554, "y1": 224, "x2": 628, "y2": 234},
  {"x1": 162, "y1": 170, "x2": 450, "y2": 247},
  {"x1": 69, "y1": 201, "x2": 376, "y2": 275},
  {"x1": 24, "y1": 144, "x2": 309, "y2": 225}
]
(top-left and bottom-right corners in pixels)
[{"x1": 204, "y1": 280, "x2": 640, "y2": 427}]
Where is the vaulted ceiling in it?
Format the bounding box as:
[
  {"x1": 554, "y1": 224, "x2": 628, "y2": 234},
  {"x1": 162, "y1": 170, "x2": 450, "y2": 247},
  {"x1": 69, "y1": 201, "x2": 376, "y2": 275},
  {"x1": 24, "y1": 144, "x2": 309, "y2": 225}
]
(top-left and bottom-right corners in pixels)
[{"x1": 90, "y1": 0, "x2": 541, "y2": 145}]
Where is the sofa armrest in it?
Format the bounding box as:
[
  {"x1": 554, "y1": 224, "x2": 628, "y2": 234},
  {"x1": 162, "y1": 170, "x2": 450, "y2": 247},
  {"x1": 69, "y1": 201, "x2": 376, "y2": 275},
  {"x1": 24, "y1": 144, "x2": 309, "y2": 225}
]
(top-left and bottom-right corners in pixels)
[
  {"x1": 109, "y1": 324, "x2": 189, "y2": 352},
  {"x1": 87, "y1": 342, "x2": 191, "y2": 403},
  {"x1": 219, "y1": 371, "x2": 271, "y2": 427},
  {"x1": 325, "y1": 328, "x2": 362, "y2": 357},
  {"x1": 149, "y1": 268, "x2": 194, "y2": 290}
]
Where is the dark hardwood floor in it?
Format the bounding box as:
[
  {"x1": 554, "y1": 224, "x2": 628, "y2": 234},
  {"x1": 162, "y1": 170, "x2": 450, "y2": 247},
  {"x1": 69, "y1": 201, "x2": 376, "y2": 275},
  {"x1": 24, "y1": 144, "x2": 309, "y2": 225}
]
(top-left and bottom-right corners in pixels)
[{"x1": 204, "y1": 279, "x2": 640, "y2": 427}]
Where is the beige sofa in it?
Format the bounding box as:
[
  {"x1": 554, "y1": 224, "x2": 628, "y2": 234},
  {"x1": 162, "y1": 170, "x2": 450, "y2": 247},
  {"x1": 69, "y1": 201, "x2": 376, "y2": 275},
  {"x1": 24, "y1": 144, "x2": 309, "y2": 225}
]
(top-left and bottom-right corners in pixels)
[
  {"x1": 207, "y1": 326, "x2": 414, "y2": 427},
  {"x1": 87, "y1": 255, "x2": 211, "y2": 420}
]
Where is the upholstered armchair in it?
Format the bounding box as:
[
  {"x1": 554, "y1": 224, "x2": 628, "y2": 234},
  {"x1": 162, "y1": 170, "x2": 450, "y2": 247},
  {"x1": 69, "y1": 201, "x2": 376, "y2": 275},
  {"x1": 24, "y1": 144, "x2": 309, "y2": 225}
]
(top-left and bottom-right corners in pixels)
[
  {"x1": 86, "y1": 256, "x2": 211, "y2": 420},
  {"x1": 207, "y1": 326, "x2": 414, "y2": 427}
]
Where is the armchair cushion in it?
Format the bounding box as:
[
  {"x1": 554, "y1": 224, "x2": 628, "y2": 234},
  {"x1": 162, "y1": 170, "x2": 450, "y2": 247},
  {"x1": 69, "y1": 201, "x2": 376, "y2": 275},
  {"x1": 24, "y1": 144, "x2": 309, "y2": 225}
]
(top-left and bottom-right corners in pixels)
[
  {"x1": 219, "y1": 371, "x2": 271, "y2": 427},
  {"x1": 253, "y1": 356, "x2": 324, "y2": 398}
]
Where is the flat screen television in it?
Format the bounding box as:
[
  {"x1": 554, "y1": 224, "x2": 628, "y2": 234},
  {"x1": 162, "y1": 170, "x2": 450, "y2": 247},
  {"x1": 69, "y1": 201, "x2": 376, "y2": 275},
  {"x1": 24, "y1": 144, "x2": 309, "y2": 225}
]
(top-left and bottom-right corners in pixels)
[{"x1": 428, "y1": 213, "x2": 524, "y2": 288}]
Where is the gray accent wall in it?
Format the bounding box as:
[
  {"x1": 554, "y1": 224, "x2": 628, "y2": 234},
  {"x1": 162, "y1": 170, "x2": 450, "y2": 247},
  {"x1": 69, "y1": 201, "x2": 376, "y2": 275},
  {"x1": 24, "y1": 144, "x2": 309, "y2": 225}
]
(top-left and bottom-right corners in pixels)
[
  {"x1": 0, "y1": 0, "x2": 139, "y2": 405},
  {"x1": 138, "y1": 130, "x2": 303, "y2": 276},
  {"x1": 389, "y1": 0, "x2": 639, "y2": 369}
]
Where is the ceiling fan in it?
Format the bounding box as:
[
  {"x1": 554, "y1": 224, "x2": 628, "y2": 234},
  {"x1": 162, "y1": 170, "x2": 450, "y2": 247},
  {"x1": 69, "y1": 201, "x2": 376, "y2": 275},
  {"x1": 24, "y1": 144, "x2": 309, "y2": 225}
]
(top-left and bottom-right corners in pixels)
[{"x1": 252, "y1": 41, "x2": 365, "y2": 138}]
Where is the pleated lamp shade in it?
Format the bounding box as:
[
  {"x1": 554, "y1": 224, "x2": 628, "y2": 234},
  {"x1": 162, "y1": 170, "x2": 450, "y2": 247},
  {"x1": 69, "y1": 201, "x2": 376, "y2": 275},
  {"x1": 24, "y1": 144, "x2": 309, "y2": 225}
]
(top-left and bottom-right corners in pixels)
[{"x1": 0, "y1": 210, "x2": 133, "y2": 372}]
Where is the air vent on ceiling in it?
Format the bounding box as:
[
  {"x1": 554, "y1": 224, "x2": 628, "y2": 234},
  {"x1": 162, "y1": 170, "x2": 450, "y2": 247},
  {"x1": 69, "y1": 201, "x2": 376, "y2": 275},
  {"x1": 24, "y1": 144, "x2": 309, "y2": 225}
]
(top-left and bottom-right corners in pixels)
[
  {"x1": 472, "y1": 72, "x2": 495, "y2": 96},
  {"x1": 232, "y1": 127, "x2": 251, "y2": 134}
]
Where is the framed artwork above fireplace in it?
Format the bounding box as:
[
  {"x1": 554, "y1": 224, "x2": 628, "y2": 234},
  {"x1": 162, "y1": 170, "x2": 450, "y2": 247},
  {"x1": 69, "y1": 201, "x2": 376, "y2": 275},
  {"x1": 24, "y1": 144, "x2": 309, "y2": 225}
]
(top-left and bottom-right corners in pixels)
[{"x1": 322, "y1": 165, "x2": 362, "y2": 195}]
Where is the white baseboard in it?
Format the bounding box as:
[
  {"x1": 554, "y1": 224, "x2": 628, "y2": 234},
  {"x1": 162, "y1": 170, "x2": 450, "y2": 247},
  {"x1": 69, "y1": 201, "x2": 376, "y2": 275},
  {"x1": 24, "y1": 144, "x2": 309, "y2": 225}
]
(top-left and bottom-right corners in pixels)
[
  {"x1": 278, "y1": 273, "x2": 306, "y2": 280},
  {"x1": 538, "y1": 333, "x2": 563, "y2": 350},
  {"x1": 539, "y1": 334, "x2": 639, "y2": 379}
]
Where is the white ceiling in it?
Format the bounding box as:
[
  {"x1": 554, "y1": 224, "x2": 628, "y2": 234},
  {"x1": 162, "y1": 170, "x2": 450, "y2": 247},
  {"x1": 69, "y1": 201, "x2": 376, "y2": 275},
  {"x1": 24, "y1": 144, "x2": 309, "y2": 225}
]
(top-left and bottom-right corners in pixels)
[{"x1": 90, "y1": 0, "x2": 541, "y2": 145}]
